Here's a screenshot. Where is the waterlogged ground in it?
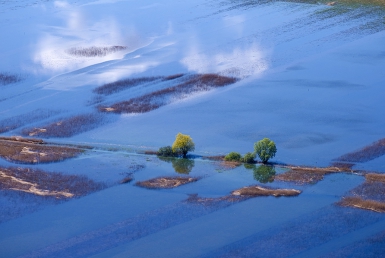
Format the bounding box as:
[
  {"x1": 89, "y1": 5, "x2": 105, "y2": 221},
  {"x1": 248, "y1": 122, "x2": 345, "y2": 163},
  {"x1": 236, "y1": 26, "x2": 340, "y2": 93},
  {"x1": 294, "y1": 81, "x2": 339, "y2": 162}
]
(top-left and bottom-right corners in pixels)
[{"x1": 1, "y1": 0, "x2": 385, "y2": 257}]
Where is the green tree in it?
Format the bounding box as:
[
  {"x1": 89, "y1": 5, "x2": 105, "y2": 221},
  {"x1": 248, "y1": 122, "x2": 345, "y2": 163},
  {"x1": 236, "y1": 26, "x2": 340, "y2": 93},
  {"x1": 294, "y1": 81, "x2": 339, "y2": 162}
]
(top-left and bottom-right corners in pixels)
[
  {"x1": 254, "y1": 138, "x2": 277, "y2": 163},
  {"x1": 172, "y1": 133, "x2": 195, "y2": 158}
]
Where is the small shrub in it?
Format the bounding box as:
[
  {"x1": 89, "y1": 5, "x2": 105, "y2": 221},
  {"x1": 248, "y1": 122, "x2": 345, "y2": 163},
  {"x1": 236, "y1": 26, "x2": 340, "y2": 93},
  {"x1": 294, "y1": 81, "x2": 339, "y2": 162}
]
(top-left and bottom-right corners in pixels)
[
  {"x1": 224, "y1": 152, "x2": 242, "y2": 162},
  {"x1": 157, "y1": 146, "x2": 176, "y2": 157},
  {"x1": 242, "y1": 152, "x2": 256, "y2": 163}
]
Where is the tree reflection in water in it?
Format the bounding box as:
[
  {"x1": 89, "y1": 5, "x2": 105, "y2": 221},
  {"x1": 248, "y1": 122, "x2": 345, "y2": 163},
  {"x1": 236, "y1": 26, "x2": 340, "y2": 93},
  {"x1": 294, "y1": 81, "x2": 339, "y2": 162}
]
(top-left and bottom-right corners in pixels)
[
  {"x1": 158, "y1": 157, "x2": 195, "y2": 174},
  {"x1": 244, "y1": 164, "x2": 276, "y2": 183}
]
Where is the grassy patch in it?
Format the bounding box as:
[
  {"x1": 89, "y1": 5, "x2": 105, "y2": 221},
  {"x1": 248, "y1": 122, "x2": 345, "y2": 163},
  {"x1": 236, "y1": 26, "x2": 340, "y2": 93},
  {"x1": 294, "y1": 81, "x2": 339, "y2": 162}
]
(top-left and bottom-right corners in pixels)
[
  {"x1": 231, "y1": 185, "x2": 301, "y2": 197},
  {"x1": 135, "y1": 176, "x2": 199, "y2": 189},
  {"x1": 0, "y1": 137, "x2": 82, "y2": 164},
  {"x1": 0, "y1": 73, "x2": 21, "y2": 85},
  {"x1": 336, "y1": 138, "x2": 385, "y2": 163},
  {"x1": 98, "y1": 74, "x2": 238, "y2": 114},
  {"x1": 21, "y1": 113, "x2": 106, "y2": 138},
  {"x1": 0, "y1": 166, "x2": 105, "y2": 199},
  {"x1": 66, "y1": 46, "x2": 127, "y2": 57}
]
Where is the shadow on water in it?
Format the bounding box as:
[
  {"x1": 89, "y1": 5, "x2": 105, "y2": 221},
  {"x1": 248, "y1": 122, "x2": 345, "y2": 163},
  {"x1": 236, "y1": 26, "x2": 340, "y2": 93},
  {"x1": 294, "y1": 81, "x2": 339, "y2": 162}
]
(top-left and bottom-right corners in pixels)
[
  {"x1": 158, "y1": 157, "x2": 195, "y2": 174},
  {"x1": 244, "y1": 164, "x2": 276, "y2": 183}
]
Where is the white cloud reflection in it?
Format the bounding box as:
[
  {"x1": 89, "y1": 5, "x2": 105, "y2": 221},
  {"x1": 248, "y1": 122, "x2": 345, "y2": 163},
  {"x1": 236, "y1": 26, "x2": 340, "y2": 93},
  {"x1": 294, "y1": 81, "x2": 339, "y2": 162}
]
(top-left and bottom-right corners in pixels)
[
  {"x1": 33, "y1": 1, "x2": 142, "y2": 74},
  {"x1": 181, "y1": 43, "x2": 270, "y2": 78}
]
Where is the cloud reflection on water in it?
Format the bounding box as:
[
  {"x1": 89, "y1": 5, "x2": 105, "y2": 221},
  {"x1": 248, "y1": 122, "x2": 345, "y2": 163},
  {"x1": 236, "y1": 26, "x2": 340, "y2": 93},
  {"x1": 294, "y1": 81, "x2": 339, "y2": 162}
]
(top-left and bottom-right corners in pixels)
[
  {"x1": 181, "y1": 43, "x2": 269, "y2": 78},
  {"x1": 33, "y1": 1, "x2": 142, "y2": 74}
]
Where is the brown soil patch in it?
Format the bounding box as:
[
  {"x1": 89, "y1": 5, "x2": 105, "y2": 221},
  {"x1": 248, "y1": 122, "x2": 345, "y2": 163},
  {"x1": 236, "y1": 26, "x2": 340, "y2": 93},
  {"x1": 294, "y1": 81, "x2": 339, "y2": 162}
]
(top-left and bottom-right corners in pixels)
[
  {"x1": 231, "y1": 185, "x2": 301, "y2": 197},
  {"x1": 274, "y1": 166, "x2": 348, "y2": 185},
  {"x1": 120, "y1": 176, "x2": 133, "y2": 184},
  {"x1": 185, "y1": 194, "x2": 248, "y2": 206},
  {"x1": 98, "y1": 74, "x2": 238, "y2": 114},
  {"x1": 163, "y1": 74, "x2": 184, "y2": 80},
  {"x1": 0, "y1": 166, "x2": 105, "y2": 198},
  {"x1": 365, "y1": 173, "x2": 385, "y2": 183},
  {"x1": 335, "y1": 138, "x2": 385, "y2": 163},
  {"x1": 202, "y1": 156, "x2": 242, "y2": 170},
  {"x1": 338, "y1": 197, "x2": 385, "y2": 213},
  {"x1": 202, "y1": 155, "x2": 226, "y2": 161},
  {"x1": 66, "y1": 46, "x2": 127, "y2": 57},
  {"x1": 0, "y1": 137, "x2": 82, "y2": 164},
  {"x1": 144, "y1": 150, "x2": 158, "y2": 155},
  {"x1": 135, "y1": 176, "x2": 199, "y2": 189},
  {"x1": 217, "y1": 161, "x2": 242, "y2": 170},
  {"x1": 330, "y1": 162, "x2": 355, "y2": 170},
  {"x1": 21, "y1": 113, "x2": 106, "y2": 138}
]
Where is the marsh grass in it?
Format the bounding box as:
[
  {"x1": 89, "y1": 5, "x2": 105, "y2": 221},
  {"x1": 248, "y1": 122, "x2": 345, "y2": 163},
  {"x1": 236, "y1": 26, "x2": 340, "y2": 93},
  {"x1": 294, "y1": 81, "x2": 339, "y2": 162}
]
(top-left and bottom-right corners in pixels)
[
  {"x1": 336, "y1": 138, "x2": 385, "y2": 163},
  {"x1": 135, "y1": 176, "x2": 199, "y2": 189},
  {"x1": 329, "y1": 0, "x2": 385, "y2": 7},
  {"x1": 93, "y1": 77, "x2": 162, "y2": 95},
  {"x1": 338, "y1": 172, "x2": 385, "y2": 212},
  {"x1": 231, "y1": 185, "x2": 301, "y2": 197},
  {"x1": 0, "y1": 166, "x2": 106, "y2": 198},
  {"x1": 98, "y1": 74, "x2": 238, "y2": 114},
  {"x1": 288, "y1": 0, "x2": 385, "y2": 7},
  {"x1": 66, "y1": 46, "x2": 127, "y2": 57},
  {"x1": 0, "y1": 136, "x2": 43, "y2": 144},
  {"x1": 21, "y1": 113, "x2": 106, "y2": 138},
  {"x1": 0, "y1": 73, "x2": 21, "y2": 85},
  {"x1": 0, "y1": 109, "x2": 60, "y2": 133},
  {"x1": 338, "y1": 197, "x2": 385, "y2": 213},
  {"x1": 0, "y1": 138, "x2": 82, "y2": 164},
  {"x1": 274, "y1": 166, "x2": 348, "y2": 185},
  {"x1": 347, "y1": 174, "x2": 385, "y2": 202}
]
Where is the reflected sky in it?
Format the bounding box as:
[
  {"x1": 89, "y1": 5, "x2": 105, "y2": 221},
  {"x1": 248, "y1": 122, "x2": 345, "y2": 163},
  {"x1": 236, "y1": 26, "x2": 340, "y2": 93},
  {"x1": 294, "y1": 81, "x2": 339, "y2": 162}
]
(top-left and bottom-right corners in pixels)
[{"x1": 4, "y1": 0, "x2": 272, "y2": 88}]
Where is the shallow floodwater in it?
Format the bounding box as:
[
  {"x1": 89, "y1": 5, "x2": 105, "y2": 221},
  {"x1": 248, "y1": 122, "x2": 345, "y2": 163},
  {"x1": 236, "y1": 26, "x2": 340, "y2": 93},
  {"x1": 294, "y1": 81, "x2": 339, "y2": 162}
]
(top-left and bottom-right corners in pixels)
[
  {"x1": 1, "y1": 150, "x2": 385, "y2": 257},
  {"x1": 1, "y1": 0, "x2": 385, "y2": 256}
]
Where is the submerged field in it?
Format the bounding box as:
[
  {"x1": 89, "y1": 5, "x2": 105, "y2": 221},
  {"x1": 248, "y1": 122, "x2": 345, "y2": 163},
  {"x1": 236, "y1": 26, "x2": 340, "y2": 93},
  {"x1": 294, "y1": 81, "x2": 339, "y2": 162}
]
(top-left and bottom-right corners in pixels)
[{"x1": 0, "y1": 0, "x2": 385, "y2": 257}]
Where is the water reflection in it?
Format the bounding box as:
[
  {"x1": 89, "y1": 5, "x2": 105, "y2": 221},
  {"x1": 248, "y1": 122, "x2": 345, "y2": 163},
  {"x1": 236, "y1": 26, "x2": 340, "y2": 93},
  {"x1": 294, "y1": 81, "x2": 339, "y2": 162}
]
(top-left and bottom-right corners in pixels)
[
  {"x1": 244, "y1": 164, "x2": 276, "y2": 183},
  {"x1": 158, "y1": 157, "x2": 195, "y2": 174}
]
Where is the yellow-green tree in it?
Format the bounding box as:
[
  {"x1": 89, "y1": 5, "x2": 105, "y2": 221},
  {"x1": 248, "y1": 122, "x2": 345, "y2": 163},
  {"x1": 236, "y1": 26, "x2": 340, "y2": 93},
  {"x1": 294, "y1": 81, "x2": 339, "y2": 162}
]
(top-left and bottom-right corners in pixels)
[{"x1": 172, "y1": 133, "x2": 195, "y2": 158}]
